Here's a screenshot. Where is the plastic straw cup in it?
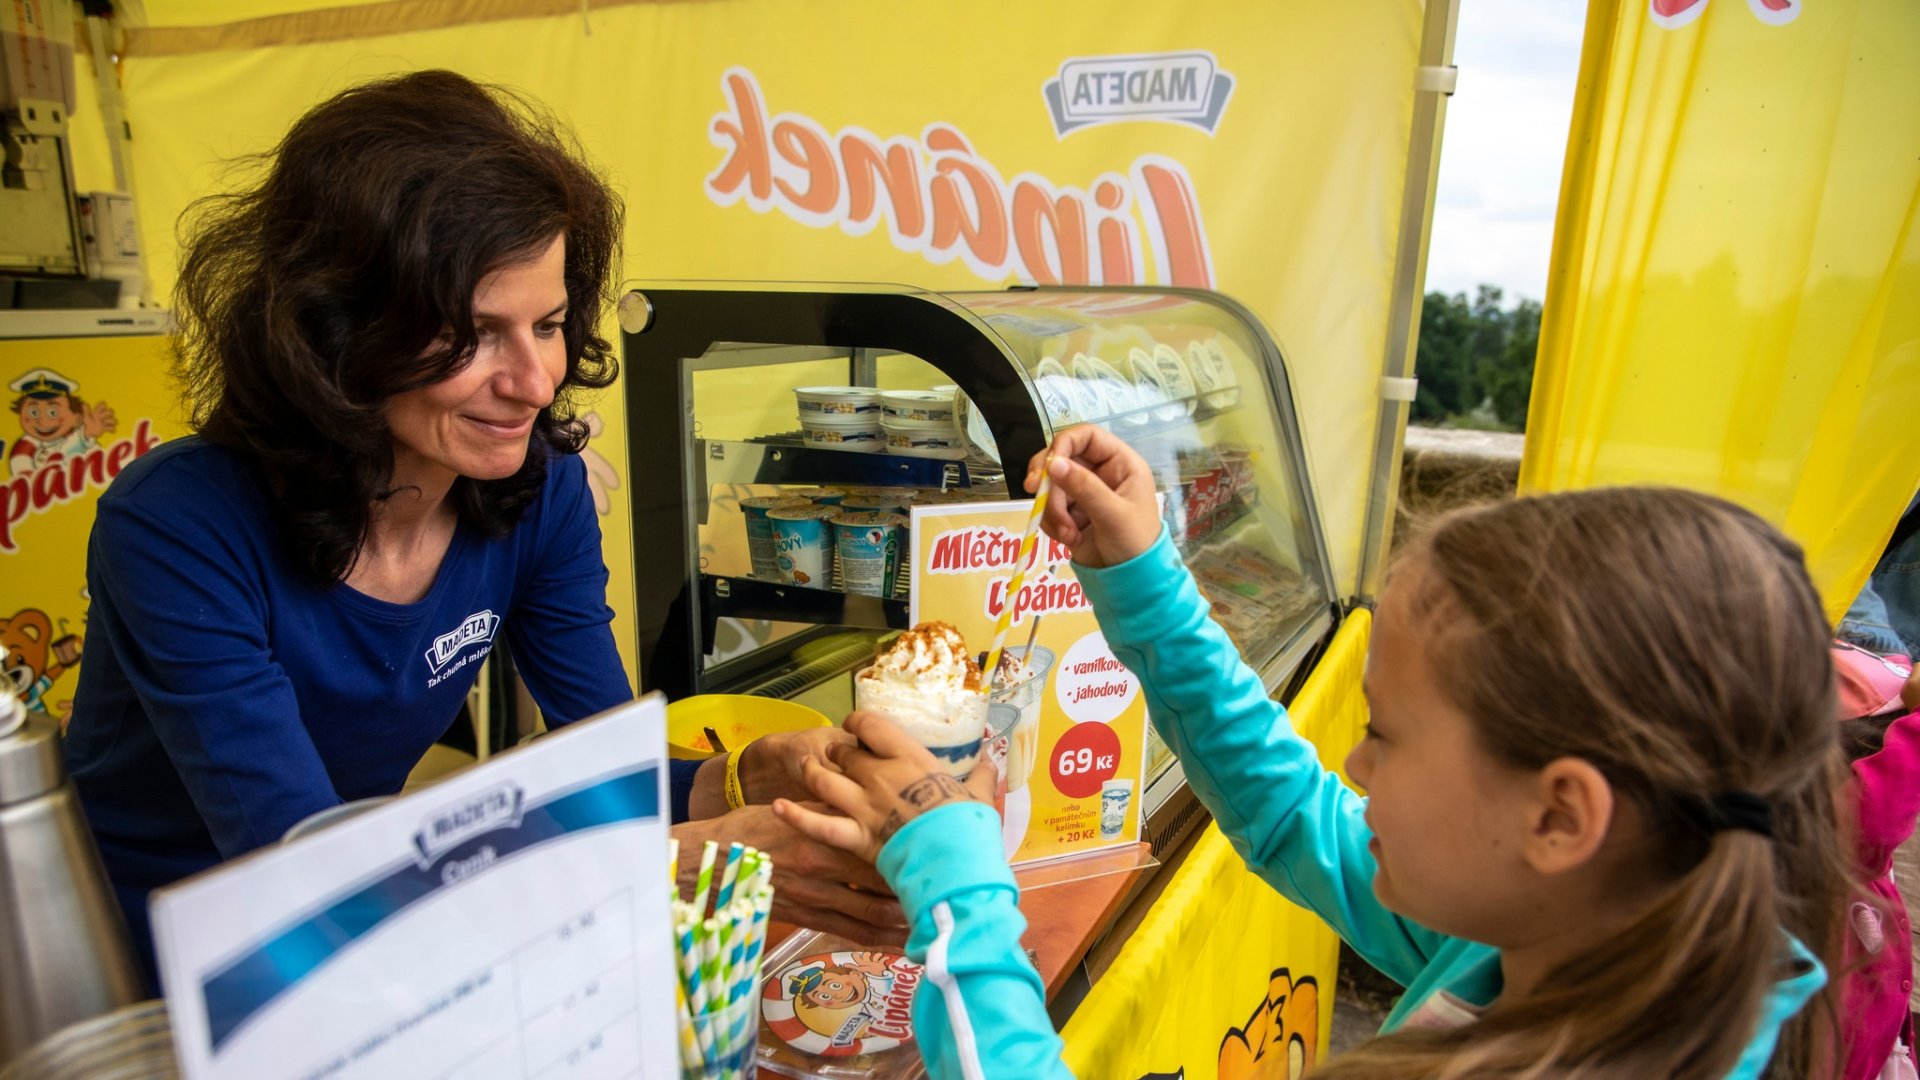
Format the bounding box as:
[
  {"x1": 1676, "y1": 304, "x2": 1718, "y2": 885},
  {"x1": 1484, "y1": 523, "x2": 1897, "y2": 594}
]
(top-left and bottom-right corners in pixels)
[
  {"x1": 683, "y1": 994, "x2": 759, "y2": 1079},
  {"x1": 854, "y1": 667, "x2": 990, "y2": 777},
  {"x1": 983, "y1": 703, "x2": 1020, "y2": 818},
  {"x1": 988, "y1": 644, "x2": 1055, "y2": 794}
]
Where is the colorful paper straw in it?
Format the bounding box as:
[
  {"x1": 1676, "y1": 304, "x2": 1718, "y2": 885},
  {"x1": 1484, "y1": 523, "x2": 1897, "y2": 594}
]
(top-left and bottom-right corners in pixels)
[{"x1": 982, "y1": 466, "x2": 1054, "y2": 693}]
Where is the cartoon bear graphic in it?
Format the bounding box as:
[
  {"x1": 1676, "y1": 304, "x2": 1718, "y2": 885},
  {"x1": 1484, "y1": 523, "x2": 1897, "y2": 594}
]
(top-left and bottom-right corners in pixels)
[{"x1": 2, "y1": 607, "x2": 83, "y2": 722}]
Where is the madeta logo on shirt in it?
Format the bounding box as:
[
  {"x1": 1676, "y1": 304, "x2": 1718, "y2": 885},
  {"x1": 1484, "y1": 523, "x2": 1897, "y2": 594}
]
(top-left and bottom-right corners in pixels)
[{"x1": 424, "y1": 609, "x2": 498, "y2": 685}]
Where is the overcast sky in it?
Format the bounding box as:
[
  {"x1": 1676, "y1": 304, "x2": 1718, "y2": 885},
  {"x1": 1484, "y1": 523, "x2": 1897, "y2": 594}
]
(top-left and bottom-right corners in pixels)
[{"x1": 1424, "y1": 1, "x2": 1588, "y2": 305}]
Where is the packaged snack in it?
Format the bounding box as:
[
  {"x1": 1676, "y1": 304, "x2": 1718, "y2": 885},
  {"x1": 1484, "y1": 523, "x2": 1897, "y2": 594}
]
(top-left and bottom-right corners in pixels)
[{"x1": 754, "y1": 930, "x2": 929, "y2": 1080}]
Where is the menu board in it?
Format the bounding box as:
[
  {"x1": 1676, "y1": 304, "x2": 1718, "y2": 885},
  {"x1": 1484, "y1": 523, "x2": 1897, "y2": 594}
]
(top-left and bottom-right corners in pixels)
[
  {"x1": 151, "y1": 698, "x2": 677, "y2": 1080},
  {"x1": 909, "y1": 502, "x2": 1148, "y2": 864}
]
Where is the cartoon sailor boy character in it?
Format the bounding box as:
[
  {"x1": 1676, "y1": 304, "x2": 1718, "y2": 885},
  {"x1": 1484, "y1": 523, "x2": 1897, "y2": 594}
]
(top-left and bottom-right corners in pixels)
[
  {"x1": 9, "y1": 368, "x2": 117, "y2": 478},
  {"x1": 786, "y1": 952, "x2": 897, "y2": 1014}
]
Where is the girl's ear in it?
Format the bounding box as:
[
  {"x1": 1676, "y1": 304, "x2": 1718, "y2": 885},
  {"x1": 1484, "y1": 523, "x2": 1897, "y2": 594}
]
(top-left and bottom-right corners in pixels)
[{"x1": 1523, "y1": 757, "x2": 1615, "y2": 876}]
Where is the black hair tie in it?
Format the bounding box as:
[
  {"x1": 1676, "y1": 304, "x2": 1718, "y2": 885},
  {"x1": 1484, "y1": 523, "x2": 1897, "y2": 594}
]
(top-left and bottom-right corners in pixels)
[{"x1": 1708, "y1": 790, "x2": 1774, "y2": 838}]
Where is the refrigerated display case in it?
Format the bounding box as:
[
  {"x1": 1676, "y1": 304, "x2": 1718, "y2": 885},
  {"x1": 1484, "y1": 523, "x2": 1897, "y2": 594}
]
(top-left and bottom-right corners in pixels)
[{"x1": 621, "y1": 283, "x2": 1339, "y2": 857}]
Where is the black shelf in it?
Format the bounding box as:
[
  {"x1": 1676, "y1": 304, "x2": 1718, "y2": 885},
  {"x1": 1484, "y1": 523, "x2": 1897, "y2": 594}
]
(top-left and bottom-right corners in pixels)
[
  {"x1": 701, "y1": 573, "x2": 910, "y2": 631},
  {"x1": 719, "y1": 436, "x2": 980, "y2": 487}
]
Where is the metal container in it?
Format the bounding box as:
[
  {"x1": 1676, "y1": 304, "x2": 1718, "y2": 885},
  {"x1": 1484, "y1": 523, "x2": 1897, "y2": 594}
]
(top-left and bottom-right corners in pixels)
[
  {"x1": 0, "y1": 688, "x2": 143, "y2": 1063},
  {"x1": 0, "y1": 1000, "x2": 176, "y2": 1079}
]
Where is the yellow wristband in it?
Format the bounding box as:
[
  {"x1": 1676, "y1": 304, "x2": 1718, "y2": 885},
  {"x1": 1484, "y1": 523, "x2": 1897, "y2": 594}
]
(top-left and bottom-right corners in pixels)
[{"x1": 724, "y1": 745, "x2": 749, "y2": 810}]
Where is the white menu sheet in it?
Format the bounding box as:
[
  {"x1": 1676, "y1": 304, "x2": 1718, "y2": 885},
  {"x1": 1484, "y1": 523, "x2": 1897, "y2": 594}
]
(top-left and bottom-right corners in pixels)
[{"x1": 152, "y1": 696, "x2": 676, "y2": 1080}]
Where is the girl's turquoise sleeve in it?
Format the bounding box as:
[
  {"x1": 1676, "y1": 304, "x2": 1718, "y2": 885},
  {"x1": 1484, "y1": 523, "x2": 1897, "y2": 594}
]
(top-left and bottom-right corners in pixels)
[
  {"x1": 877, "y1": 802, "x2": 1074, "y2": 1080},
  {"x1": 1075, "y1": 527, "x2": 1448, "y2": 984}
]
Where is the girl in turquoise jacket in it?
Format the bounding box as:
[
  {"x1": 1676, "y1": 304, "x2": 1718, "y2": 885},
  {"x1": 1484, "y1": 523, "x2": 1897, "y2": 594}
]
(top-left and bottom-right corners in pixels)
[{"x1": 777, "y1": 427, "x2": 1847, "y2": 1080}]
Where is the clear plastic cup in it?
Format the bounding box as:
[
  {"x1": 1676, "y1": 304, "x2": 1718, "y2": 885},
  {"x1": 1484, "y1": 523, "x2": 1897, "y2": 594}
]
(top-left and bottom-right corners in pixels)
[
  {"x1": 982, "y1": 702, "x2": 1020, "y2": 819},
  {"x1": 988, "y1": 644, "x2": 1055, "y2": 794},
  {"x1": 854, "y1": 668, "x2": 990, "y2": 777},
  {"x1": 681, "y1": 993, "x2": 759, "y2": 1079}
]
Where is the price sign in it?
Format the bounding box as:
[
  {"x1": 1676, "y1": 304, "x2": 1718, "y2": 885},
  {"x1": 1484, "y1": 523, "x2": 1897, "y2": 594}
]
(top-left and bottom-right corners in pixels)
[{"x1": 1050, "y1": 720, "x2": 1121, "y2": 798}]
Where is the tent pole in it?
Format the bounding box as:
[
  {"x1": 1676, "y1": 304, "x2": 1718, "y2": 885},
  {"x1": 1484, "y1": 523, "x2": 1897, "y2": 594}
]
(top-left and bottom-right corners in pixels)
[{"x1": 1353, "y1": 0, "x2": 1461, "y2": 608}]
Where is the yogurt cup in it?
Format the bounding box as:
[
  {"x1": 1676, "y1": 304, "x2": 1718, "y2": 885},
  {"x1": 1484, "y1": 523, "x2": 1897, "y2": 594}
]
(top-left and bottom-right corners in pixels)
[
  {"x1": 768, "y1": 504, "x2": 839, "y2": 588},
  {"x1": 1074, "y1": 353, "x2": 1142, "y2": 424},
  {"x1": 832, "y1": 511, "x2": 907, "y2": 598},
  {"x1": 880, "y1": 389, "x2": 957, "y2": 423},
  {"x1": 795, "y1": 385, "x2": 881, "y2": 416},
  {"x1": 799, "y1": 412, "x2": 884, "y2": 452},
  {"x1": 741, "y1": 495, "x2": 814, "y2": 579},
  {"x1": 1127, "y1": 347, "x2": 1186, "y2": 424},
  {"x1": 855, "y1": 666, "x2": 991, "y2": 777},
  {"x1": 1188, "y1": 339, "x2": 1242, "y2": 410},
  {"x1": 841, "y1": 489, "x2": 914, "y2": 513},
  {"x1": 795, "y1": 487, "x2": 849, "y2": 506},
  {"x1": 1055, "y1": 355, "x2": 1110, "y2": 424},
  {"x1": 1151, "y1": 343, "x2": 1200, "y2": 414},
  {"x1": 882, "y1": 415, "x2": 967, "y2": 459}
]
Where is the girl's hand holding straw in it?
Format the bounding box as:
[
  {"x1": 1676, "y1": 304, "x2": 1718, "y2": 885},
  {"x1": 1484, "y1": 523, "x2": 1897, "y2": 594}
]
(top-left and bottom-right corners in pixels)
[{"x1": 1024, "y1": 426, "x2": 1161, "y2": 568}]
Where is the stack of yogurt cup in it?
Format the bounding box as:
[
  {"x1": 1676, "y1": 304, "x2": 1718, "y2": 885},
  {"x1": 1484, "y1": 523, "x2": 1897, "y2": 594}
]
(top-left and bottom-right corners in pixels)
[
  {"x1": 795, "y1": 386, "x2": 883, "y2": 452},
  {"x1": 879, "y1": 389, "x2": 967, "y2": 459},
  {"x1": 742, "y1": 486, "x2": 913, "y2": 598}
]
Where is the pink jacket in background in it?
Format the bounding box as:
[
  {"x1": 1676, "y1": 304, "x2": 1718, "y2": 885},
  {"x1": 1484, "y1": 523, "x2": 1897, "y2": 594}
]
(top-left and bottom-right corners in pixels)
[{"x1": 1844, "y1": 710, "x2": 1920, "y2": 1080}]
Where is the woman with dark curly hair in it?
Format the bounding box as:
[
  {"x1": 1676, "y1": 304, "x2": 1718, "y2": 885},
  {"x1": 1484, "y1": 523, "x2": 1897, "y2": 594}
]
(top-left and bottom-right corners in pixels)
[{"x1": 63, "y1": 70, "x2": 903, "y2": 978}]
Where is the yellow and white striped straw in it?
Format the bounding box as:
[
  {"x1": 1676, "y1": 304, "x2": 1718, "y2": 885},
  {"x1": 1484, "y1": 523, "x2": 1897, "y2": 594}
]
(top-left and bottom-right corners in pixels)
[{"x1": 982, "y1": 466, "x2": 1053, "y2": 694}]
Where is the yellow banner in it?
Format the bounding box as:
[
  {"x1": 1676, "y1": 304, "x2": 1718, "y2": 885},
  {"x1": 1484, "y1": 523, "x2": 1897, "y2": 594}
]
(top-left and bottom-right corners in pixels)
[
  {"x1": 1523, "y1": 0, "x2": 1920, "y2": 618},
  {"x1": 1061, "y1": 610, "x2": 1371, "y2": 1080},
  {"x1": 1, "y1": 335, "x2": 184, "y2": 724},
  {"x1": 907, "y1": 502, "x2": 1147, "y2": 864},
  {"x1": 114, "y1": 1, "x2": 1433, "y2": 683}
]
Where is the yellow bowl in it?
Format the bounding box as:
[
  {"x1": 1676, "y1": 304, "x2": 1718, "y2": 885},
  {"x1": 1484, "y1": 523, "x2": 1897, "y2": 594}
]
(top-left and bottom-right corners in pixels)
[{"x1": 666, "y1": 695, "x2": 831, "y2": 760}]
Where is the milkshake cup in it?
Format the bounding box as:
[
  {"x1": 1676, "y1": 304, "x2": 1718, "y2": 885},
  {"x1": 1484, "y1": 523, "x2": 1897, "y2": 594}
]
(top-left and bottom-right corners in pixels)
[
  {"x1": 855, "y1": 623, "x2": 991, "y2": 777},
  {"x1": 767, "y1": 504, "x2": 839, "y2": 588},
  {"x1": 988, "y1": 644, "x2": 1055, "y2": 794},
  {"x1": 982, "y1": 702, "x2": 1020, "y2": 819}
]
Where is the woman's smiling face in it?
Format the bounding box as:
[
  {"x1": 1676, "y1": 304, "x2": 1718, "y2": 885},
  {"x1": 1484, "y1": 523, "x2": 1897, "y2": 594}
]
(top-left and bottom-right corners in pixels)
[{"x1": 384, "y1": 234, "x2": 569, "y2": 489}]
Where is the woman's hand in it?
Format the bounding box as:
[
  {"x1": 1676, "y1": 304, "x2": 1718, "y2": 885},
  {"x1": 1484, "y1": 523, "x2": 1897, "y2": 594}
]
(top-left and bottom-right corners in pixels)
[
  {"x1": 670, "y1": 804, "x2": 909, "y2": 946},
  {"x1": 685, "y1": 726, "x2": 856, "y2": 820},
  {"x1": 772, "y1": 711, "x2": 996, "y2": 864},
  {"x1": 1024, "y1": 426, "x2": 1161, "y2": 569}
]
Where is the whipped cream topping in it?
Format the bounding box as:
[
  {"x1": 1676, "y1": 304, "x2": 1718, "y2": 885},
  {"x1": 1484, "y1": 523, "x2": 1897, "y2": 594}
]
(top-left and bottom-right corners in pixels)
[
  {"x1": 861, "y1": 621, "x2": 981, "y2": 697},
  {"x1": 992, "y1": 649, "x2": 1033, "y2": 688}
]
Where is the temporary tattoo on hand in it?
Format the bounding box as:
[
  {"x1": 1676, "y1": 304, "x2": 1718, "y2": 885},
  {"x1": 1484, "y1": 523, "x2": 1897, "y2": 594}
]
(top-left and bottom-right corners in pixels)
[
  {"x1": 898, "y1": 773, "x2": 969, "y2": 810},
  {"x1": 878, "y1": 810, "x2": 907, "y2": 844}
]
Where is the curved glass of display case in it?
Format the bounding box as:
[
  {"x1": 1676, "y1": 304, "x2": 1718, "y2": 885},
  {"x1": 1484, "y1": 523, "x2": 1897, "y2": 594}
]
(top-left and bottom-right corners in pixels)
[{"x1": 619, "y1": 282, "x2": 1339, "y2": 847}]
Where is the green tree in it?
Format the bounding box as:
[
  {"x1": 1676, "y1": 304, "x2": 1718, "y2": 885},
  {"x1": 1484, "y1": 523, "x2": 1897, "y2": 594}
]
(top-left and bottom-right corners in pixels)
[{"x1": 1410, "y1": 284, "x2": 1541, "y2": 431}]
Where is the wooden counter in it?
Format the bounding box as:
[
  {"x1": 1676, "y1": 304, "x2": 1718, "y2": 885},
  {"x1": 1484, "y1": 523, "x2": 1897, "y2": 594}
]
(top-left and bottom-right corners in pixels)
[{"x1": 767, "y1": 841, "x2": 1154, "y2": 1001}]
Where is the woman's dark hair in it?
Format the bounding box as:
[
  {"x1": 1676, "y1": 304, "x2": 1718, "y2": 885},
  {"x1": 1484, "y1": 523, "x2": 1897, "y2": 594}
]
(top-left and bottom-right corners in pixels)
[{"x1": 173, "y1": 69, "x2": 622, "y2": 581}]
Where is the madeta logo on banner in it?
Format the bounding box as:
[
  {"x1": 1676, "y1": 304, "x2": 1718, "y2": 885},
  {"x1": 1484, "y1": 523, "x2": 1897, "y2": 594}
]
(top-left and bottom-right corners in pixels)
[
  {"x1": 704, "y1": 68, "x2": 1215, "y2": 288},
  {"x1": 1041, "y1": 52, "x2": 1235, "y2": 137}
]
